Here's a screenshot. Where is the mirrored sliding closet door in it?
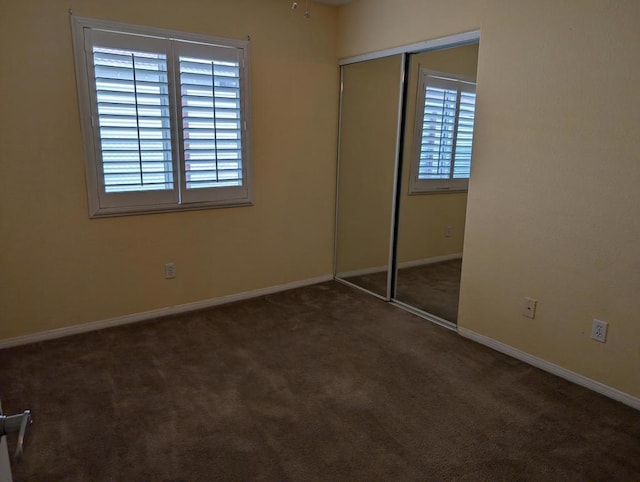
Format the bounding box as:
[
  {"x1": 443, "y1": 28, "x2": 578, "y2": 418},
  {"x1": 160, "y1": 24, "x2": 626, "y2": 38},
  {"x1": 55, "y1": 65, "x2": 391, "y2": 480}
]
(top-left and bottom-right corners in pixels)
[
  {"x1": 394, "y1": 43, "x2": 479, "y2": 324},
  {"x1": 334, "y1": 54, "x2": 404, "y2": 299},
  {"x1": 335, "y1": 34, "x2": 480, "y2": 327}
]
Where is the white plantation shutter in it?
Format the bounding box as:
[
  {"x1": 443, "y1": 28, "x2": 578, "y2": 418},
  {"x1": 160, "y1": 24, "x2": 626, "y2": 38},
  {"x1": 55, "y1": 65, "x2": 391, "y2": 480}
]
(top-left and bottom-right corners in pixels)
[
  {"x1": 410, "y1": 69, "x2": 476, "y2": 193},
  {"x1": 93, "y1": 47, "x2": 174, "y2": 193},
  {"x1": 175, "y1": 42, "x2": 248, "y2": 204},
  {"x1": 72, "y1": 17, "x2": 252, "y2": 217},
  {"x1": 85, "y1": 30, "x2": 177, "y2": 208},
  {"x1": 419, "y1": 83, "x2": 458, "y2": 180},
  {"x1": 453, "y1": 90, "x2": 476, "y2": 179}
]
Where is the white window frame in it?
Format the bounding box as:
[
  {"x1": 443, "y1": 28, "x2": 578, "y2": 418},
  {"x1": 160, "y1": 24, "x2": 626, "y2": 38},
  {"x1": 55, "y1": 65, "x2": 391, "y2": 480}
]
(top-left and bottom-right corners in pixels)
[
  {"x1": 71, "y1": 16, "x2": 253, "y2": 217},
  {"x1": 409, "y1": 68, "x2": 476, "y2": 194}
]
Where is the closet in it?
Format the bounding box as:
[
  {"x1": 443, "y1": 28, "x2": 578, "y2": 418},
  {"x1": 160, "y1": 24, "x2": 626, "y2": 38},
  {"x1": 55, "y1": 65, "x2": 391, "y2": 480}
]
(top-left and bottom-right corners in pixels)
[{"x1": 334, "y1": 33, "x2": 480, "y2": 328}]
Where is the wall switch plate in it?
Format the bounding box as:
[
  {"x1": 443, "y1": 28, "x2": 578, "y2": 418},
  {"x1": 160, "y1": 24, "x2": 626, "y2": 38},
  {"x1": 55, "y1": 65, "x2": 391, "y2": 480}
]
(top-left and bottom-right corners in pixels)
[
  {"x1": 591, "y1": 319, "x2": 608, "y2": 343},
  {"x1": 445, "y1": 226, "x2": 453, "y2": 238},
  {"x1": 164, "y1": 262, "x2": 176, "y2": 279},
  {"x1": 522, "y1": 297, "x2": 537, "y2": 319}
]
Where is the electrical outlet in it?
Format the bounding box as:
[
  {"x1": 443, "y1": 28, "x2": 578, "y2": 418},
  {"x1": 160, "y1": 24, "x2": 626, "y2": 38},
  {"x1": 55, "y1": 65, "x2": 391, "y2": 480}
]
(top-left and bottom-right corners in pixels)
[
  {"x1": 445, "y1": 226, "x2": 453, "y2": 238},
  {"x1": 522, "y1": 297, "x2": 537, "y2": 319},
  {"x1": 164, "y1": 262, "x2": 176, "y2": 279},
  {"x1": 591, "y1": 319, "x2": 608, "y2": 343}
]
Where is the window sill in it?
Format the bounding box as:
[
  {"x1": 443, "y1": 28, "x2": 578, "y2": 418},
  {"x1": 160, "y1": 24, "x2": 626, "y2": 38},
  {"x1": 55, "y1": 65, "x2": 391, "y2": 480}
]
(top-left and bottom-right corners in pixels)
[{"x1": 89, "y1": 199, "x2": 254, "y2": 218}]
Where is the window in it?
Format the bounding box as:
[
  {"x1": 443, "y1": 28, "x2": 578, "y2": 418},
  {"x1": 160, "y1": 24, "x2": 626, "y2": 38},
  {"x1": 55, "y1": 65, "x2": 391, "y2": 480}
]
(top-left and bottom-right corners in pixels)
[
  {"x1": 71, "y1": 17, "x2": 252, "y2": 217},
  {"x1": 409, "y1": 69, "x2": 476, "y2": 194}
]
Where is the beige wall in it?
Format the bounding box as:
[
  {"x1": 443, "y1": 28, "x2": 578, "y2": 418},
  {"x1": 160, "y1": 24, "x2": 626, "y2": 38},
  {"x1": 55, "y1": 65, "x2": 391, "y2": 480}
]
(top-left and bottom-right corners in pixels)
[
  {"x1": 0, "y1": 0, "x2": 338, "y2": 340},
  {"x1": 339, "y1": 0, "x2": 640, "y2": 398},
  {"x1": 335, "y1": 55, "x2": 402, "y2": 275},
  {"x1": 397, "y1": 44, "x2": 478, "y2": 264},
  {"x1": 338, "y1": 0, "x2": 484, "y2": 59}
]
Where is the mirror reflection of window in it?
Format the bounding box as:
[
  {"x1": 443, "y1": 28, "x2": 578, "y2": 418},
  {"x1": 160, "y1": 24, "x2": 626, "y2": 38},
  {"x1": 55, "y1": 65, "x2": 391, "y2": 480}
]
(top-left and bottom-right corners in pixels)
[{"x1": 410, "y1": 70, "x2": 477, "y2": 194}]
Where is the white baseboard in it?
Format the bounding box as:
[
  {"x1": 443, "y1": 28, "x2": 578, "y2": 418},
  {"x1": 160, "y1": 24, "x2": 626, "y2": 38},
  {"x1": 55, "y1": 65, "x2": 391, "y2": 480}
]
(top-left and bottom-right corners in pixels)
[
  {"x1": 458, "y1": 327, "x2": 640, "y2": 411},
  {"x1": 337, "y1": 252, "x2": 463, "y2": 279},
  {"x1": 336, "y1": 265, "x2": 387, "y2": 279},
  {"x1": 0, "y1": 275, "x2": 333, "y2": 350},
  {"x1": 398, "y1": 252, "x2": 462, "y2": 270}
]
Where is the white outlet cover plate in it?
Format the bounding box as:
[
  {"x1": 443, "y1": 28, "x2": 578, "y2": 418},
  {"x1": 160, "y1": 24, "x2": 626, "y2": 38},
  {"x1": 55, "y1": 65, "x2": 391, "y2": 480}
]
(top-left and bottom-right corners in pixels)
[
  {"x1": 591, "y1": 319, "x2": 608, "y2": 342},
  {"x1": 522, "y1": 297, "x2": 537, "y2": 319}
]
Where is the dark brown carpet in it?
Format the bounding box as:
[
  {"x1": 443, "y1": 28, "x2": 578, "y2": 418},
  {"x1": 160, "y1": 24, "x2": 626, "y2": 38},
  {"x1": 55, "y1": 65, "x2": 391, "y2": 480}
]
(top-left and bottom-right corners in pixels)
[
  {"x1": 0, "y1": 281, "x2": 638, "y2": 481},
  {"x1": 345, "y1": 259, "x2": 462, "y2": 322}
]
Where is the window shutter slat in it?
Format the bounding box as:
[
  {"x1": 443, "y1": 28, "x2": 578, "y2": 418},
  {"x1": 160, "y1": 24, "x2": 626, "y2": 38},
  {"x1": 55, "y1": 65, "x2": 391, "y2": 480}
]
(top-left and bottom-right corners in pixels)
[{"x1": 93, "y1": 46, "x2": 174, "y2": 193}]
